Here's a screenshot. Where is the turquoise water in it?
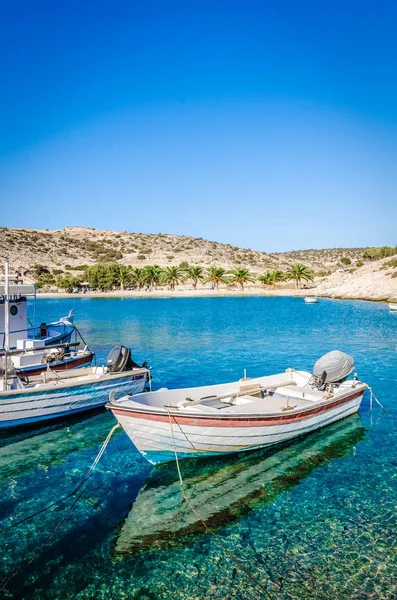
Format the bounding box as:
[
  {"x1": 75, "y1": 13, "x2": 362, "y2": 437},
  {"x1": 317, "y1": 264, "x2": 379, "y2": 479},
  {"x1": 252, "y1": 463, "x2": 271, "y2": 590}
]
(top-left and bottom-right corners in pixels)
[{"x1": 0, "y1": 296, "x2": 396, "y2": 599}]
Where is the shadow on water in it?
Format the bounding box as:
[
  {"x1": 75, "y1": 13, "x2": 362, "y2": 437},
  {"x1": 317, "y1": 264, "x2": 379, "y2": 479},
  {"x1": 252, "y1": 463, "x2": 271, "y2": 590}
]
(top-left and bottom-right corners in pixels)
[{"x1": 114, "y1": 414, "x2": 365, "y2": 554}]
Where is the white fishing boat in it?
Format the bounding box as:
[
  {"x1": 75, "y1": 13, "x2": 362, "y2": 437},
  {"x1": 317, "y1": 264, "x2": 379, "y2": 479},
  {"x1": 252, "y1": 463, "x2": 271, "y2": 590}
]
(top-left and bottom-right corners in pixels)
[
  {"x1": 0, "y1": 345, "x2": 150, "y2": 428},
  {"x1": 304, "y1": 296, "x2": 318, "y2": 304},
  {"x1": 388, "y1": 302, "x2": 397, "y2": 312},
  {"x1": 108, "y1": 350, "x2": 367, "y2": 465}
]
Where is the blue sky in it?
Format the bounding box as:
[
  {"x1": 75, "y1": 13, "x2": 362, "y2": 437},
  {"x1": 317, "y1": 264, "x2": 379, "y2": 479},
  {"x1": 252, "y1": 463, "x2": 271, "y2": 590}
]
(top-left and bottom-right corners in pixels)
[{"x1": 1, "y1": 0, "x2": 396, "y2": 251}]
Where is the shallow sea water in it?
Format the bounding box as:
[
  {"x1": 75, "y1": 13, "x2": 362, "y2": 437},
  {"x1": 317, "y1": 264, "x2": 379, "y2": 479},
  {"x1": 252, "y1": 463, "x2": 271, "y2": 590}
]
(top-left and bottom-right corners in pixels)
[{"x1": 0, "y1": 296, "x2": 396, "y2": 599}]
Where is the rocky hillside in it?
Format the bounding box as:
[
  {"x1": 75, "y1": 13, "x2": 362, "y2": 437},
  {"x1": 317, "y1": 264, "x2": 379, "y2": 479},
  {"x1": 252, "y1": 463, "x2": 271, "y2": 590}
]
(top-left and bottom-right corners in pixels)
[{"x1": 0, "y1": 226, "x2": 368, "y2": 275}]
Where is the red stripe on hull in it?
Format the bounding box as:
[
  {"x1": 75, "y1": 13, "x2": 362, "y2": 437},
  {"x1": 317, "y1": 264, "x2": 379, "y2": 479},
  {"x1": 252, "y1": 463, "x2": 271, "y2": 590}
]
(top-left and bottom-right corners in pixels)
[
  {"x1": 16, "y1": 354, "x2": 93, "y2": 378},
  {"x1": 111, "y1": 390, "x2": 364, "y2": 427}
]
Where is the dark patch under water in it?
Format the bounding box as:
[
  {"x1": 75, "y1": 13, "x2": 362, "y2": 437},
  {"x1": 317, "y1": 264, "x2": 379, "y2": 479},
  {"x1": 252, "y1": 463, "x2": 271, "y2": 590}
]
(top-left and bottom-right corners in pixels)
[{"x1": 1, "y1": 296, "x2": 397, "y2": 599}]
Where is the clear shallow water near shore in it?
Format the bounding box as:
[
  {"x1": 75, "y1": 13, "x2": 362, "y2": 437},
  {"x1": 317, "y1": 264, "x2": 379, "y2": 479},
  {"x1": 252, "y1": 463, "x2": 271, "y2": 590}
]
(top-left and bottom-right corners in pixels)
[{"x1": 0, "y1": 296, "x2": 396, "y2": 599}]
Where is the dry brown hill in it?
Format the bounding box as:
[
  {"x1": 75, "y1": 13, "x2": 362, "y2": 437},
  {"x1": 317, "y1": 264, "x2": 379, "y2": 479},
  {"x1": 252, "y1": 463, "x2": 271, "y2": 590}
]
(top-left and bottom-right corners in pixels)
[{"x1": 0, "y1": 226, "x2": 368, "y2": 276}]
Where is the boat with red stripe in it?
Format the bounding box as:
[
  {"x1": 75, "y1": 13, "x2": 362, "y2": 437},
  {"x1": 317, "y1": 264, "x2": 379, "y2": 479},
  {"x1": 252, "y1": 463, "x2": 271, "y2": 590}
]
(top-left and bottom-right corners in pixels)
[{"x1": 107, "y1": 350, "x2": 368, "y2": 465}]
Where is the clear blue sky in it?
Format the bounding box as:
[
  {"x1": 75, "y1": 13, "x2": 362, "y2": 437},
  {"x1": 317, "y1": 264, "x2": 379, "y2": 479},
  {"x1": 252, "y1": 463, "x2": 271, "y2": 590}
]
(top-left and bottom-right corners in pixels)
[{"x1": 1, "y1": 0, "x2": 396, "y2": 251}]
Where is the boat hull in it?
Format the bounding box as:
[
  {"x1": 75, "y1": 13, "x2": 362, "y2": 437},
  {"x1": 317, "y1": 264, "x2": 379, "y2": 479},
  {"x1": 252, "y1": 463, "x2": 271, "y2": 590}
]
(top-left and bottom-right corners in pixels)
[
  {"x1": 0, "y1": 372, "x2": 147, "y2": 429},
  {"x1": 389, "y1": 303, "x2": 397, "y2": 312},
  {"x1": 111, "y1": 389, "x2": 364, "y2": 465}
]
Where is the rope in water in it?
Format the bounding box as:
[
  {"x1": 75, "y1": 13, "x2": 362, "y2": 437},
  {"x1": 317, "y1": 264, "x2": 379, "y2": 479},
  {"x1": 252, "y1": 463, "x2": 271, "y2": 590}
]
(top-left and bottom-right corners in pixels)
[
  {"x1": 0, "y1": 423, "x2": 120, "y2": 592},
  {"x1": 165, "y1": 408, "x2": 274, "y2": 600},
  {"x1": 0, "y1": 423, "x2": 121, "y2": 534},
  {"x1": 365, "y1": 384, "x2": 386, "y2": 412}
]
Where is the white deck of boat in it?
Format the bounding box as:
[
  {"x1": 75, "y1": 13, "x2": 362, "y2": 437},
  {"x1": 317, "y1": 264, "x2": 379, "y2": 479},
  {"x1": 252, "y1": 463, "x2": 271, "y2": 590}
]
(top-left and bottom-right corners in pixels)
[
  {"x1": 118, "y1": 384, "x2": 355, "y2": 416},
  {"x1": 179, "y1": 393, "x2": 318, "y2": 414}
]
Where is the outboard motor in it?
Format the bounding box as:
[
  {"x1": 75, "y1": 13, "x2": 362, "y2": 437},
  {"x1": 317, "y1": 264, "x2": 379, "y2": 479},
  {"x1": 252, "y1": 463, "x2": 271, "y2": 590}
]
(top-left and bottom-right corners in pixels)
[
  {"x1": 313, "y1": 350, "x2": 355, "y2": 389},
  {"x1": 106, "y1": 345, "x2": 146, "y2": 373}
]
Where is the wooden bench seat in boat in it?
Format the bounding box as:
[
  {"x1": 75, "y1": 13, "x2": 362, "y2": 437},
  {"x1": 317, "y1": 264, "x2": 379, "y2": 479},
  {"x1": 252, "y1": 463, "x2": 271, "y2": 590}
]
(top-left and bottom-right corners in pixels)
[{"x1": 274, "y1": 385, "x2": 327, "y2": 402}]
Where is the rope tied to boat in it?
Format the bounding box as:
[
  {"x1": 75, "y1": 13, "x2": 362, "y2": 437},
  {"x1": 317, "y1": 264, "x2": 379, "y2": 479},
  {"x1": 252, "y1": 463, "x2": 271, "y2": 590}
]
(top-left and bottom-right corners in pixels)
[
  {"x1": 165, "y1": 407, "x2": 275, "y2": 600},
  {"x1": 0, "y1": 422, "x2": 120, "y2": 592},
  {"x1": 1, "y1": 422, "x2": 120, "y2": 535},
  {"x1": 365, "y1": 384, "x2": 385, "y2": 413}
]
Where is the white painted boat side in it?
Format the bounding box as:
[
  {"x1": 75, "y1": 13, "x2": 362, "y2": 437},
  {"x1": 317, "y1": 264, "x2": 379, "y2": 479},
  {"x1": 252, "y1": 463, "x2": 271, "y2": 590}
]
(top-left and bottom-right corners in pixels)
[
  {"x1": 389, "y1": 303, "x2": 397, "y2": 311},
  {"x1": 114, "y1": 392, "x2": 364, "y2": 464},
  {"x1": 1, "y1": 366, "x2": 147, "y2": 396},
  {"x1": 0, "y1": 370, "x2": 148, "y2": 428}
]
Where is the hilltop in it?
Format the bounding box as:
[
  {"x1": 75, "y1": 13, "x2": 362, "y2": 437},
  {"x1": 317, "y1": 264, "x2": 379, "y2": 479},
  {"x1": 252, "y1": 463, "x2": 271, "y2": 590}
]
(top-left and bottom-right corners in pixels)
[{"x1": 0, "y1": 226, "x2": 366, "y2": 274}]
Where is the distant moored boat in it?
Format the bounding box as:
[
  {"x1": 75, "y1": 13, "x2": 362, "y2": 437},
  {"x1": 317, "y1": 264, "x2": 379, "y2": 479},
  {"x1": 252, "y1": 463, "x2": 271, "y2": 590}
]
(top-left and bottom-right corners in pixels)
[
  {"x1": 304, "y1": 296, "x2": 318, "y2": 304},
  {"x1": 389, "y1": 302, "x2": 397, "y2": 312}
]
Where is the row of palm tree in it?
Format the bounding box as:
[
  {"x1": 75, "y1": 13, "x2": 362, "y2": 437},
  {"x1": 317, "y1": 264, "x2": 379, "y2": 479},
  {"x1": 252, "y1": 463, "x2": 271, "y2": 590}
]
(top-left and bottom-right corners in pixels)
[
  {"x1": 258, "y1": 265, "x2": 314, "y2": 288},
  {"x1": 83, "y1": 263, "x2": 314, "y2": 291}
]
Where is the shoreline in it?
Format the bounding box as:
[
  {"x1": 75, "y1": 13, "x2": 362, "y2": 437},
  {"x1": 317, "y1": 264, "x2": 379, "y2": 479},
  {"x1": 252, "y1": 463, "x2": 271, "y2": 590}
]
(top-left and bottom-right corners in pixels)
[{"x1": 35, "y1": 287, "x2": 394, "y2": 303}]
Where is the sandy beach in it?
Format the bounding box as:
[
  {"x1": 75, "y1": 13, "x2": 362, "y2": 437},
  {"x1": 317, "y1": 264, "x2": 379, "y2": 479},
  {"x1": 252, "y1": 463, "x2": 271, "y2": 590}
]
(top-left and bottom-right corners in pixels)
[
  {"x1": 37, "y1": 286, "x2": 307, "y2": 300},
  {"x1": 36, "y1": 285, "x2": 394, "y2": 302}
]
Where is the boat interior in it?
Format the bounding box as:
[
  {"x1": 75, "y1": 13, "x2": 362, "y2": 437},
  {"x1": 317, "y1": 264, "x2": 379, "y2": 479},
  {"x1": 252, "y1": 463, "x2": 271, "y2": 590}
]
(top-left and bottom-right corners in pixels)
[
  {"x1": 114, "y1": 371, "x2": 364, "y2": 416},
  {"x1": 7, "y1": 364, "x2": 146, "y2": 391}
]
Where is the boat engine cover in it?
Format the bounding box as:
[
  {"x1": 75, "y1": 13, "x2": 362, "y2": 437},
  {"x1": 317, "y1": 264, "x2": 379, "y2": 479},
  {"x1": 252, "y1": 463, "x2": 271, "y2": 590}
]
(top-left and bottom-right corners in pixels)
[
  {"x1": 107, "y1": 345, "x2": 132, "y2": 372},
  {"x1": 313, "y1": 350, "x2": 355, "y2": 384}
]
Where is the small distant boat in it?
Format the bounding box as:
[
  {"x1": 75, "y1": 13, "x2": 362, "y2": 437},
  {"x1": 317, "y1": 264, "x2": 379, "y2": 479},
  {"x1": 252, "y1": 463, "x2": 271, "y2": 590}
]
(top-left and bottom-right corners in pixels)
[
  {"x1": 108, "y1": 350, "x2": 367, "y2": 465},
  {"x1": 304, "y1": 296, "x2": 318, "y2": 304},
  {"x1": 389, "y1": 303, "x2": 397, "y2": 312}
]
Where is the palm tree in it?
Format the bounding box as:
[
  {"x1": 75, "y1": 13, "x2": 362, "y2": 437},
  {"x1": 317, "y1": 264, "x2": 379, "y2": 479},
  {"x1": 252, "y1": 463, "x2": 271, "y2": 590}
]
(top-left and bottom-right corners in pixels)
[
  {"x1": 206, "y1": 267, "x2": 228, "y2": 290},
  {"x1": 269, "y1": 269, "x2": 284, "y2": 284},
  {"x1": 185, "y1": 266, "x2": 204, "y2": 290},
  {"x1": 286, "y1": 264, "x2": 313, "y2": 288},
  {"x1": 161, "y1": 266, "x2": 184, "y2": 291},
  {"x1": 229, "y1": 267, "x2": 255, "y2": 291},
  {"x1": 258, "y1": 269, "x2": 284, "y2": 286},
  {"x1": 129, "y1": 267, "x2": 146, "y2": 290},
  {"x1": 258, "y1": 271, "x2": 273, "y2": 286},
  {"x1": 144, "y1": 265, "x2": 163, "y2": 290},
  {"x1": 118, "y1": 266, "x2": 131, "y2": 291}
]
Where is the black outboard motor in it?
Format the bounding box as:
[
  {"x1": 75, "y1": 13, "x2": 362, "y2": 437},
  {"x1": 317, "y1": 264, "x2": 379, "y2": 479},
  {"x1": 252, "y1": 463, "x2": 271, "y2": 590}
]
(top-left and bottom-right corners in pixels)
[
  {"x1": 106, "y1": 345, "x2": 133, "y2": 372},
  {"x1": 106, "y1": 345, "x2": 148, "y2": 373}
]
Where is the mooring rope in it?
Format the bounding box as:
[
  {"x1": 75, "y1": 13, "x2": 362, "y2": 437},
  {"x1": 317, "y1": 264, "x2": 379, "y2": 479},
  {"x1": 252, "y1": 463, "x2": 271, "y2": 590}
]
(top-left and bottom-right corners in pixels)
[
  {"x1": 365, "y1": 384, "x2": 385, "y2": 413},
  {"x1": 1, "y1": 423, "x2": 120, "y2": 535},
  {"x1": 165, "y1": 408, "x2": 274, "y2": 600},
  {"x1": 0, "y1": 423, "x2": 120, "y2": 592}
]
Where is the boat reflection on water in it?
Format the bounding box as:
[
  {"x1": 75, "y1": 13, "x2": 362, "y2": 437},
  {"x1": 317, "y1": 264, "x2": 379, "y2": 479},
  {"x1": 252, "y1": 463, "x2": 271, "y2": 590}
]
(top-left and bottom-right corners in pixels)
[{"x1": 115, "y1": 415, "x2": 364, "y2": 554}]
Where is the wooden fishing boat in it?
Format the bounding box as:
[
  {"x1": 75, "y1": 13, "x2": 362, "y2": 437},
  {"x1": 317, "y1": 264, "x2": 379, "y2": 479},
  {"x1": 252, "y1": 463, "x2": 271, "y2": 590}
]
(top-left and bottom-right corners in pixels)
[
  {"x1": 0, "y1": 365, "x2": 150, "y2": 429},
  {"x1": 0, "y1": 345, "x2": 151, "y2": 429},
  {"x1": 108, "y1": 350, "x2": 367, "y2": 465}
]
